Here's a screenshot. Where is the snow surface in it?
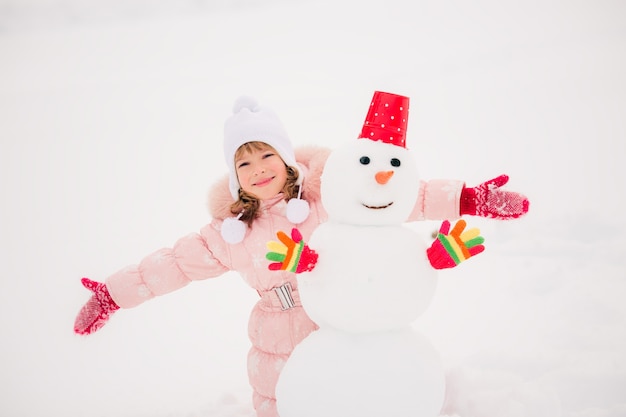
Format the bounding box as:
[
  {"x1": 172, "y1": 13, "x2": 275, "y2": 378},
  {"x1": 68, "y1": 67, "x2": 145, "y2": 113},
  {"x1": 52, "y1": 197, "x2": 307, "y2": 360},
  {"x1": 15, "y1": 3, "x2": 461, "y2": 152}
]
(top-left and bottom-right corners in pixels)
[{"x1": 1, "y1": 0, "x2": 625, "y2": 416}]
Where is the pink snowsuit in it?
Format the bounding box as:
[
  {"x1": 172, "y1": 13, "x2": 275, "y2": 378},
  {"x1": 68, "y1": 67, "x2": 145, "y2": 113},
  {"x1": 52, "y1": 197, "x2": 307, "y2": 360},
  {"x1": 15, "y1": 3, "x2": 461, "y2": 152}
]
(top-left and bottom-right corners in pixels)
[{"x1": 104, "y1": 146, "x2": 464, "y2": 417}]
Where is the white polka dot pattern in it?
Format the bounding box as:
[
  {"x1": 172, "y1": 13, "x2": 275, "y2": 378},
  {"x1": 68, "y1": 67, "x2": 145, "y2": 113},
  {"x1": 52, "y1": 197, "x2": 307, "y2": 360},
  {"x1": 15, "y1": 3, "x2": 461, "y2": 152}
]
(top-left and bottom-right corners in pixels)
[{"x1": 359, "y1": 91, "x2": 410, "y2": 148}]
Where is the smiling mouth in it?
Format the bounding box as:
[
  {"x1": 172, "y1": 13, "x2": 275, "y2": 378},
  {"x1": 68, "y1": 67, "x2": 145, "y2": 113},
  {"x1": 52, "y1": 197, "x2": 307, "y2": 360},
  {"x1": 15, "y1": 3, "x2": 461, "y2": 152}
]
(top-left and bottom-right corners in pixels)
[
  {"x1": 362, "y1": 202, "x2": 394, "y2": 210},
  {"x1": 254, "y1": 177, "x2": 274, "y2": 187}
]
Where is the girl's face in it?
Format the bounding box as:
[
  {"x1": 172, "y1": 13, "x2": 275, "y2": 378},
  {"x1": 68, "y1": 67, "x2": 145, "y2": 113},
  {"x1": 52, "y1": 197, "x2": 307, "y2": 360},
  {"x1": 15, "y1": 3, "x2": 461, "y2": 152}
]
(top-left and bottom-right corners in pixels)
[{"x1": 235, "y1": 143, "x2": 288, "y2": 200}]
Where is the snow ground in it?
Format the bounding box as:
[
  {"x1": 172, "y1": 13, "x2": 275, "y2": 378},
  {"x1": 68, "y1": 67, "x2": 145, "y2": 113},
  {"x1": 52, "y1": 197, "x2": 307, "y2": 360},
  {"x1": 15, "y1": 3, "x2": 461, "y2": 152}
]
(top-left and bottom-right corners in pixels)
[{"x1": 1, "y1": 0, "x2": 625, "y2": 416}]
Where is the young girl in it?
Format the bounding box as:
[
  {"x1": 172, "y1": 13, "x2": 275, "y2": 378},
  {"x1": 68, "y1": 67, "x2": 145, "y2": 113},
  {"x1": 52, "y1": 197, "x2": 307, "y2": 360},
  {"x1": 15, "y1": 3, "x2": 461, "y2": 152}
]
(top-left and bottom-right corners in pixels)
[{"x1": 74, "y1": 93, "x2": 529, "y2": 417}]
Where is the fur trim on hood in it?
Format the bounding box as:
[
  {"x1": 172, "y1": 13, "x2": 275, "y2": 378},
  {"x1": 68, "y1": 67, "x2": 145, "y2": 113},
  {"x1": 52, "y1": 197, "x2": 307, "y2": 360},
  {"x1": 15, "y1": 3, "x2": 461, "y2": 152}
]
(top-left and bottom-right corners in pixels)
[{"x1": 208, "y1": 145, "x2": 331, "y2": 220}]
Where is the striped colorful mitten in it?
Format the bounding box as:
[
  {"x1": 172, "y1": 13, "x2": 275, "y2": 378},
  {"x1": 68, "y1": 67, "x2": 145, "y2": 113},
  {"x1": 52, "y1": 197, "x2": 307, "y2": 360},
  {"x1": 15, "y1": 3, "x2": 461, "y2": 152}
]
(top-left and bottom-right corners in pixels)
[
  {"x1": 266, "y1": 228, "x2": 318, "y2": 273},
  {"x1": 427, "y1": 219, "x2": 485, "y2": 269}
]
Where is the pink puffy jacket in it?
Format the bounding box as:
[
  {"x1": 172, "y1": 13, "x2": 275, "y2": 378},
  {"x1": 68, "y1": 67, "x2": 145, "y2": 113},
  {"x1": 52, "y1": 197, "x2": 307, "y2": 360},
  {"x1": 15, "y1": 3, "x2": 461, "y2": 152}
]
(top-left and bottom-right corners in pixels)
[{"x1": 104, "y1": 146, "x2": 464, "y2": 417}]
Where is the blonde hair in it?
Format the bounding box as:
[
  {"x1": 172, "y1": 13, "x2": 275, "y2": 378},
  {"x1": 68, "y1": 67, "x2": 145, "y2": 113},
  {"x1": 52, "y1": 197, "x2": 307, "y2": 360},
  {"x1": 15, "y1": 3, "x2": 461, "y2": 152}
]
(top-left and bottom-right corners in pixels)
[{"x1": 230, "y1": 141, "x2": 300, "y2": 226}]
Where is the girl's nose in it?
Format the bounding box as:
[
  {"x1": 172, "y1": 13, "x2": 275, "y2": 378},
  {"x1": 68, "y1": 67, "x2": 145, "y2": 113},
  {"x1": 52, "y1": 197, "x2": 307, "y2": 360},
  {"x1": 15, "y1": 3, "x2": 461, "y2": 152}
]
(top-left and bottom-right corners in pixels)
[{"x1": 375, "y1": 171, "x2": 394, "y2": 185}]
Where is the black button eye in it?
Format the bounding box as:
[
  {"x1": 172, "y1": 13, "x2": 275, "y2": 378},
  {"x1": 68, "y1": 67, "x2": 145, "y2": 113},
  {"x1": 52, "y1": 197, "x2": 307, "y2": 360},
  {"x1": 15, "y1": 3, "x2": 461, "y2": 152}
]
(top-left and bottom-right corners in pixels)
[
  {"x1": 360, "y1": 156, "x2": 370, "y2": 165},
  {"x1": 390, "y1": 158, "x2": 401, "y2": 167}
]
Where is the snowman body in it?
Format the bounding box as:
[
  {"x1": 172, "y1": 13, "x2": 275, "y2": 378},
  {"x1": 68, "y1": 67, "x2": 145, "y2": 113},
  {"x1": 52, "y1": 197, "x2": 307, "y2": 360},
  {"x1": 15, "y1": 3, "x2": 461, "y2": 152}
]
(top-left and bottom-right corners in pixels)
[
  {"x1": 276, "y1": 325, "x2": 445, "y2": 417},
  {"x1": 301, "y1": 222, "x2": 437, "y2": 332},
  {"x1": 276, "y1": 137, "x2": 446, "y2": 417},
  {"x1": 276, "y1": 223, "x2": 445, "y2": 417}
]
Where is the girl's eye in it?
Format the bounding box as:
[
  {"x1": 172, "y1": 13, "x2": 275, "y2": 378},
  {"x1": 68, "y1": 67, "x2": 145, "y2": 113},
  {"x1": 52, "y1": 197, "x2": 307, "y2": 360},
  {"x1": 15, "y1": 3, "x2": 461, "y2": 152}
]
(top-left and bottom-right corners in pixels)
[
  {"x1": 263, "y1": 153, "x2": 275, "y2": 159},
  {"x1": 390, "y1": 158, "x2": 401, "y2": 167},
  {"x1": 237, "y1": 161, "x2": 249, "y2": 169},
  {"x1": 359, "y1": 156, "x2": 370, "y2": 165}
]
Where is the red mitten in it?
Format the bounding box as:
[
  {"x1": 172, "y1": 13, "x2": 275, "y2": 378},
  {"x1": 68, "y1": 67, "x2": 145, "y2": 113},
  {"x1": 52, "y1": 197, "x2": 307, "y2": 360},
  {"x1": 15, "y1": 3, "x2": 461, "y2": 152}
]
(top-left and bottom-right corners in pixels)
[
  {"x1": 74, "y1": 278, "x2": 120, "y2": 335},
  {"x1": 460, "y1": 174, "x2": 529, "y2": 220},
  {"x1": 427, "y1": 219, "x2": 485, "y2": 269},
  {"x1": 266, "y1": 228, "x2": 318, "y2": 273}
]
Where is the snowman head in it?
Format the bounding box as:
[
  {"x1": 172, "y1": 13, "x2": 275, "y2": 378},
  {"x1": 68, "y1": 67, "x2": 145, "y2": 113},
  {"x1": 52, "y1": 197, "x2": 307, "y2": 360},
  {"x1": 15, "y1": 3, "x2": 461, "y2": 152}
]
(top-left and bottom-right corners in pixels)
[{"x1": 321, "y1": 91, "x2": 420, "y2": 225}]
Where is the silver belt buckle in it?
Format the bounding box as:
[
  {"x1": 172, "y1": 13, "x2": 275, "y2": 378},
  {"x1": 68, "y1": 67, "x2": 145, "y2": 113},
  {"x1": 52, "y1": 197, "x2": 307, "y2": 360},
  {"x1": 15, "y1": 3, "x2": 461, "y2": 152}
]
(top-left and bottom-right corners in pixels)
[{"x1": 274, "y1": 282, "x2": 296, "y2": 310}]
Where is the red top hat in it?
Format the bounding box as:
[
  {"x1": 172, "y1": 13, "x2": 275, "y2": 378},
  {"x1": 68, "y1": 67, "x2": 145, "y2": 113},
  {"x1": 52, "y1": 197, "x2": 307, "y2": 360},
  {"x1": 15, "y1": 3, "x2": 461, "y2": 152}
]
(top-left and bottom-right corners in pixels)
[{"x1": 359, "y1": 91, "x2": 410, "y2": 148}]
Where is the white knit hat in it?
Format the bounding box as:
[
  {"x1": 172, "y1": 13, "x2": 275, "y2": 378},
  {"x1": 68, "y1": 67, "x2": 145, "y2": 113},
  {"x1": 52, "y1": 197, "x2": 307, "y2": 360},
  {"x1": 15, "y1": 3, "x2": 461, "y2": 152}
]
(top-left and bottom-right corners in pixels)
[
  {"x1": 224, "y1": 96, "x2": 302, "y2": 200},
  {"x1": 220, "y1": 96, "x2": 310, "y2": 244}
]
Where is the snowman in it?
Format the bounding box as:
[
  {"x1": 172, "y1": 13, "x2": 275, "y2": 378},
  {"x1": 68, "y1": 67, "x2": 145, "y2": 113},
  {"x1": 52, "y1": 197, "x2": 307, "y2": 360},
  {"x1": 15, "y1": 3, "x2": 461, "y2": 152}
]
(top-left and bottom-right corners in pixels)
[{"x1": 266, "y1": 91, "x2": 485, "y2": 417}]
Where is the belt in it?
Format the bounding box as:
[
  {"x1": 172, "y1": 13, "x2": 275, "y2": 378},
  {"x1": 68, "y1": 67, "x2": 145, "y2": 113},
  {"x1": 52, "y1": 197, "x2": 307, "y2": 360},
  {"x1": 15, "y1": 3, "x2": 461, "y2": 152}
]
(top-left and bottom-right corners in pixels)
[{"x1": 258, "y1": 282, "x2": 301, "y2": 310}]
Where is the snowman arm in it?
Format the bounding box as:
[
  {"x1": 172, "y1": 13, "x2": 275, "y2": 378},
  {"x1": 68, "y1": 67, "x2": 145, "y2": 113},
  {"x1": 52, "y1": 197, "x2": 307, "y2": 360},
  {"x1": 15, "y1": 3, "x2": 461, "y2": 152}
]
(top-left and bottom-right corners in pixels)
[
  {"x1": 427, "y1": 220, "x2": 485, "y2": 269},
  {"x1": 408, "y1": 179, "x2": 465, "y2": 222}
]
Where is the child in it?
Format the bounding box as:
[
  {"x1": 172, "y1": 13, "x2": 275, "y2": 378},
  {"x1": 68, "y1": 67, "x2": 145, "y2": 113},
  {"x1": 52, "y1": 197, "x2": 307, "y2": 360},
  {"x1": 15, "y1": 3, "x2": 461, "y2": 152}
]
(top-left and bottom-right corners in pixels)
[{"x1": 74, "y1": 93, "x2": 529, "y2": 417}]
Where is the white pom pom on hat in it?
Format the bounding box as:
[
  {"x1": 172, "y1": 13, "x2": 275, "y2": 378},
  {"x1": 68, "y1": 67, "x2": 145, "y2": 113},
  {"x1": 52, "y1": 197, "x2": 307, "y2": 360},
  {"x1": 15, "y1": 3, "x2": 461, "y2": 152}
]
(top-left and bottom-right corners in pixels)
[
  {"x1": 220, "y1": 95, "x2": 310, "y2": 244},
  {"x1": 286, "y1": 195, "x2": 310, "y2": 224},
  {"x1": 232, "y1": 95, "x2": 260, "y2": 114},
  {"x1": 221, "y1": 214, "x2": 247, "y2": 244}
]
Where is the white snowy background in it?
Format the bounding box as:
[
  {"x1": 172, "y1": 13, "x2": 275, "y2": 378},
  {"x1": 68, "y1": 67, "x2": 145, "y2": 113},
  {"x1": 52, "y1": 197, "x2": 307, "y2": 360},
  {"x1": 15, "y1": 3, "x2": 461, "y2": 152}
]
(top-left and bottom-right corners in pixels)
[{"x1": 1, "y1": 0, "x2": 625, "y2": 416}]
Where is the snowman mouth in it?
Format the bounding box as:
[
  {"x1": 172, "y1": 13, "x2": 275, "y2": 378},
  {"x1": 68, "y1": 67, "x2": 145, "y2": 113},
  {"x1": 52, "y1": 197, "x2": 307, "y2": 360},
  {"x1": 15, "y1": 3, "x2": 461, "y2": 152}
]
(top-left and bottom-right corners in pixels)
[{"x1": 363, "y1": 202, "x2": 394, "y2": 210}]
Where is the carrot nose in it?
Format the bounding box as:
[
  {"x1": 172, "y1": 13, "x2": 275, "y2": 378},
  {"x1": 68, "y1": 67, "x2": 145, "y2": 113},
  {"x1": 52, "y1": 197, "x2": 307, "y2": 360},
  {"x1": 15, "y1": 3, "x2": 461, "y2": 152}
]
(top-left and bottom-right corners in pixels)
[{"x1": 375, "y1": 170, "x2": 394, "y2": 185}]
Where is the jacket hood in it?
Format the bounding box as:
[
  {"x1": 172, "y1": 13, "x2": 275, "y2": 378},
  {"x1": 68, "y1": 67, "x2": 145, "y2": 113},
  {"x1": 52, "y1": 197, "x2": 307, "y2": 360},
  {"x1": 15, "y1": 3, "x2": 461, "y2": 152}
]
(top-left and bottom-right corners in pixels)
[{"x1": 208, "y1": 145, "x2": 331, "y2": 221}]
